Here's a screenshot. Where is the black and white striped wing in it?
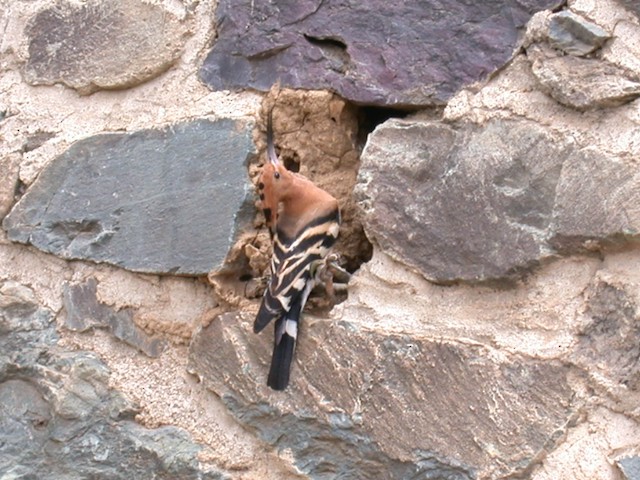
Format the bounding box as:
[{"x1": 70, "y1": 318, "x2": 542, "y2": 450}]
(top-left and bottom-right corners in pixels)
[{"x1": 253, "y1": 209, "x2": 340, "y2": 333}]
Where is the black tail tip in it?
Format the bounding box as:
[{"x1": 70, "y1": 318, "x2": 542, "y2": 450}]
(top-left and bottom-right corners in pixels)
[
  {"x1": 267, "y1": 332, "x2": 295, "y2": 391},
  {"x1": 267, "y1": 378, "x2": 289, "y2": 391},
  {"x1": 253, "y1": 319, "x2": 268, "y2": 334}
]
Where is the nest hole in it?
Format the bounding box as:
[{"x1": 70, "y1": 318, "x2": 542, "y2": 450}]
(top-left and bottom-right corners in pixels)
[{"x1": 356, "y1": 105, "x2": 416, "y2": 149}]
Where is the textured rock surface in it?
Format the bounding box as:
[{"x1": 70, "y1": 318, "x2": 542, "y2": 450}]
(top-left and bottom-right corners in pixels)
[
  {"x1": 548, "y1": 10, "x2": 609, "y2": 56},
  {"x1": 529, "y1": 46, "x2": 640, "y2": 110},
  {"x1": 63, "y1": 277, "x2": 166, "y2": 357},
  {"x1": 23, "y1": 0, "x2": 189, "y2": 94},
  {"x1": 529, "y1": 405, "x2": 640, "y2": 480},
  {"x1": 3, "y1": 0, "x2": 640, "y2": 478},
  {"x1": 189, "y1": 312, "x2": 576, "y2": 479},
  {"x1": 201, "y1": 0, "x2": 563, "y2": 107},
  {"x1": 356, "y1": 117, "x2": 640, "y2": 283},
  {"x1": 618, "y1": 456, "x2": 640, "y2": 479},
  {"x1": 574, "y1": 281, "x2": 640, "y2": 389},
  {"x1": 524, "y1": 9, "x2": 640, "y2": 110},
  {"x1": 619, "y1": 0, "x2": 640, "y2": 19},
  {"x1": 0, "y1": 153, "x2": 19, "y2": 219},
  {"x1": 3, "y1": 119, "x2": 256, "y2": 275},
  {"x1": 0, "y1": 281, "x2": 224, "y2": 479},
  {"x1": 550, "y1": 147, "x2": 640, "y2": 250}
]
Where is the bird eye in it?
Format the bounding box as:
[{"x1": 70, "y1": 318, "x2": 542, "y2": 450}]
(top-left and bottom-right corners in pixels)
[{"x1": 274, "y1": 171, "x2": 280, "y2": 179}]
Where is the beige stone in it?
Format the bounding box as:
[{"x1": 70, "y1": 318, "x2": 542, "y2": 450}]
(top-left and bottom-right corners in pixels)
[
  {"x1": 23, "y1": 0, "x2": 190, "y2": 95},
  {"x1": 529, "y1": 45, "x2": 640, "y2": 110},
  {"x1": 189, "y1": 309, "x2": 575, "y2": 479},
  {"x1": 0, "y1": 153, "x2": 19, "y2": 219},
  {"x1": 531, "y1": 408, "x2": 640, "y2": 480}
]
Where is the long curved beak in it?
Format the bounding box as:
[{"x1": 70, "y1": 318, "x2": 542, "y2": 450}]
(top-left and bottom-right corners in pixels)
[{"x1": 267, "y1": 108, "x2": 280, "y2": 166}]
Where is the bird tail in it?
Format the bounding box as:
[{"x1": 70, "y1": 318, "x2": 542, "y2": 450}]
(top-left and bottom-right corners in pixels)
[
  {"x1": 267, "y1": 316, "x2": 298, "y2": 391},
  {"x1": 263, "y1": 264, "x2": 316, "y2": 391}
]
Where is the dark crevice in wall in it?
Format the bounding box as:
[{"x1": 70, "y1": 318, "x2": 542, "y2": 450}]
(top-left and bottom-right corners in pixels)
[
  {"x1": 13, "y1": 179, "x2": 27, "y2": 202},
  {"x1": 356, "y1": 106, "x2": 416, "y2": 150}
]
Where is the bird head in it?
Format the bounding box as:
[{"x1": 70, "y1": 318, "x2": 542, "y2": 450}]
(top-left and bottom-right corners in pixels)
[{"x1": 257, "y1": 109, "x2": 295, "y2": 232}]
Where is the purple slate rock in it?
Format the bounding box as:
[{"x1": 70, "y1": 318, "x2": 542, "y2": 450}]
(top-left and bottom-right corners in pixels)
[{"x1": 201, "y1": 0, "x2": 563, "y2": 107}]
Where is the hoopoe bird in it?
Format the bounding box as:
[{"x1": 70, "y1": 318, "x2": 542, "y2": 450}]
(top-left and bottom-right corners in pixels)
[{"x1": 254, "y1": 109, "x2": 341, "y2": 391}]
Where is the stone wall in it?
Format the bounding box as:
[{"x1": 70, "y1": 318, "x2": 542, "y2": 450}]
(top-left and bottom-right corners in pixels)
[{"x1": 1, "y1": 0, "x2": 640, "y2": 479}]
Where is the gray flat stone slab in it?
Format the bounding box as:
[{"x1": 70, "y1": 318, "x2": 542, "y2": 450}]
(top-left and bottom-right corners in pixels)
[
  {"x1": 3, "y1": 119, "x2": 256, "y2": 275},
  {"x1": 618, "y1": 455, "x2": 640, "y2": 480},
  {"x1": 189, "y1": 312, "x2": 575, "y2": 479},
  {"x1": 63, "y1": 278, "x2": 165, "y2": 357},
  {"x1": 0, "y1": 281, "x2": 226, "y2": 480},
  {"x1": 548, "y1": 11, "x2": 609, "y2": 56},
  {"x1": 356, "y1": 117, "x2": 640, "y2": 283}
]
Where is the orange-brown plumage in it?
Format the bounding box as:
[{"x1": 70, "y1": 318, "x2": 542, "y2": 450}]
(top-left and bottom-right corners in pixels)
[
  {"x1": 264, "y1": 171, "x2": 338, "y2": 237},
  {"x1": 257, "y1": 111, "x2": 338, "y2": 238}
]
